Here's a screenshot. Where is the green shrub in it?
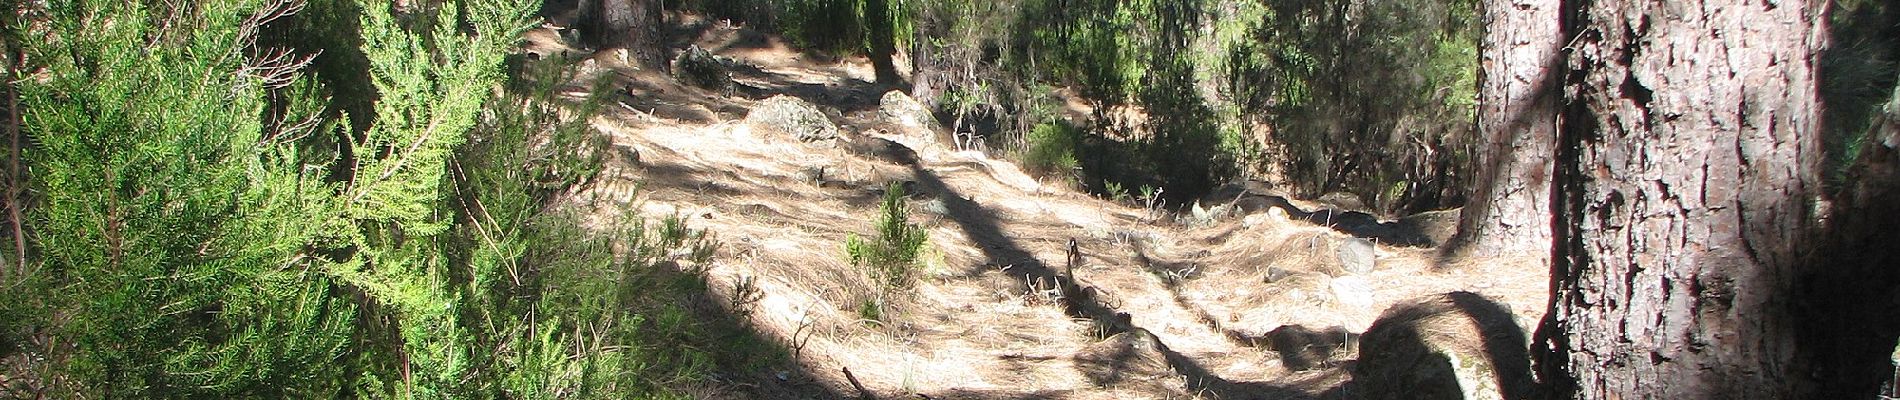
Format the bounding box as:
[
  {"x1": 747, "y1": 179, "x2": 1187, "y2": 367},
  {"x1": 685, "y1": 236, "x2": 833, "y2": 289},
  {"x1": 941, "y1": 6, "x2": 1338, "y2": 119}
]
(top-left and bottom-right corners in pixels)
[
  {"x1": 846, "y1": 183, "x2": 929, "y2": 289},
  {"x1": 1234, "y1": 0, "x2": 1480, "y2": 214},
  {"x1": 857, "y1": 298, "x2": 885, "y2": 322},
  {"x1": 1020, "y1": 121, "x2": 1083, "y2": 179},
  {"x1": 6, "y1": 0, "x2": 780, "y2": 396},
  {"x1": 1105, "y1": 181, "x2": 1130, "y2": 203}
]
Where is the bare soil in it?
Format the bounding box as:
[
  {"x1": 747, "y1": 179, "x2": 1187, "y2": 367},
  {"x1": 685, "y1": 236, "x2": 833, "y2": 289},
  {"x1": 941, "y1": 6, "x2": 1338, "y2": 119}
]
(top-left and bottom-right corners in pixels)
[{"x1": 527, "y1": 15, "x2": 1548, "y2": 399}]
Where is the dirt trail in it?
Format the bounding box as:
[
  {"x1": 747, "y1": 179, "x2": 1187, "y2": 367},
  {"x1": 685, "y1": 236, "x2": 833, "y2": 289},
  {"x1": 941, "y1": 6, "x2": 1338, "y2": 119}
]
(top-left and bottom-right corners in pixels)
[{"x1": 528, "y1": 17, "x2": 1548, "y2": 399}]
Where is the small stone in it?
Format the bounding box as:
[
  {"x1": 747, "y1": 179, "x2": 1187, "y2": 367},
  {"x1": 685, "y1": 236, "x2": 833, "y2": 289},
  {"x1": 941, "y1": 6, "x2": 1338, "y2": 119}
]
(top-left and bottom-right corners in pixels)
[
  {"x1": 1338, "y1": 237, "x2": 1377, "y2": 274},
  {"x1": 1264, "y1": 266, "x2": 1293, "y2": 283},
  {"x1": 673, "y1": 45, "x2": 732, "y2": 91}
]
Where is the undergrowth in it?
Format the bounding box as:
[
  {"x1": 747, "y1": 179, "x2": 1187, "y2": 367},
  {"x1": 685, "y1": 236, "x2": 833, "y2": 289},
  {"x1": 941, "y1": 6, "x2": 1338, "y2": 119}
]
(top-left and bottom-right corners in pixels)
[
  {"x1": 1020, "y1": 121, "x2": 1083, "y2": 181},
  {"x1": 846, "y1": 183, "x2": 930, "y2": 321}
]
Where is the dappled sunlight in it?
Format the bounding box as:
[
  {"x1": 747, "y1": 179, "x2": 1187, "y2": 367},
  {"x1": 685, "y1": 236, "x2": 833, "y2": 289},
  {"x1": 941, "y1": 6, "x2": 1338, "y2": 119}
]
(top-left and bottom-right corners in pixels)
[{"x1": 545, "y1": 19, "x2": 1550, "y2": 398}]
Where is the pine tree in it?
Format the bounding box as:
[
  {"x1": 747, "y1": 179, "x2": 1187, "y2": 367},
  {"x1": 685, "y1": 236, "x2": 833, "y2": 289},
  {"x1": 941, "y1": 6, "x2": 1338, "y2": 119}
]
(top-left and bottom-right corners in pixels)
[
  {"x1": 318, "y1": 0, "x2": 537, "y2": 396},
  {"x1": 18, "y1": 0, "x2": 353, "y2": 396}
]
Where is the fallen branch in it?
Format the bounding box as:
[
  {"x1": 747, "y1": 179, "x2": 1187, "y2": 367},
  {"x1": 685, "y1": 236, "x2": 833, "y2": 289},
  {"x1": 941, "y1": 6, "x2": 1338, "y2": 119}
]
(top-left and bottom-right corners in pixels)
[
  {"x1": 4, "y1": 41, "x2": 22, "y2": 283},
  {"x1": 842, "y1": 367, "x2": 876, "y2": 400}
]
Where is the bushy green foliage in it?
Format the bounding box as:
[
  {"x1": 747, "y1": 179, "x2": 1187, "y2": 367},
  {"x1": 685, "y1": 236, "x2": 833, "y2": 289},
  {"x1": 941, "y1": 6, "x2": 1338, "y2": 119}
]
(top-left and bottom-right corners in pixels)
[
  {"x1": 847, "y1": 183, "x2": 929, "y2": 289},
  {"x1": 1225, "y1": 0, "x2": 1480, "y2": 213},
  {"x1": 912, "y1": 0, "x2": 1046, "y2": 136},
  {"x1": 671, "y1": 0, "x2": 916, "y2": 63},
  {"x1": 908, "y1": 0, "x2": 1481, "y2": 210},
  {"x1": 1021, "y1": 121, "x2": 1083, "y2": 179},
  {"x1": 1138, "y1": 0, "x2": 1236, "y2": 201},
  {"x1": 1028, "y1": 0, "x2": 1150, "y2": 107},
  {"x1": 1821, "y1": 0, "x2": 1899, "y2": 189},
  {"x1": 5, "y1": 0, "x2": 781, "y2": 397},
  {"x1": 16, "y1": 1, "x2": 355, "y2": 396}
]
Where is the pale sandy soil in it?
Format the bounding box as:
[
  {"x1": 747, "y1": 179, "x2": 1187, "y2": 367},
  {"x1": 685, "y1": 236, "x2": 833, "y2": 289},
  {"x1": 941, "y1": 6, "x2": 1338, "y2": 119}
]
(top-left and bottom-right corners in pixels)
[{"x1": 524, "y1": 16, "x2": 1547, "y2": 399}]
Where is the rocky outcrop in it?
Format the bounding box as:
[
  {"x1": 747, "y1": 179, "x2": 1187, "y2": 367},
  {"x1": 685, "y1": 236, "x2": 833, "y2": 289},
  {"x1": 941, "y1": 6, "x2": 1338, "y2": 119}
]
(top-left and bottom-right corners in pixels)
[
  {"x1": 673, "y1": 45, "x2": 733, "y2": 92},
  {"x1": 878, "y1": 90, "x2": 938, "y2": 130},
  {"x1": 744, "y1": 95, "x2": 839, "y2": 142}
]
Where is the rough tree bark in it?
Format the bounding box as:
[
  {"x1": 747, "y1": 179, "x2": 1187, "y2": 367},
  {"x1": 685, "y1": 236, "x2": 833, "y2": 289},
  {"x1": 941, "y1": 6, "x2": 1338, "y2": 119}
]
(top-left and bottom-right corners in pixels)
[
  {"x1": 1541, "y1": 0, "x2": 1829, "y2": 397},
  {"x1": 1447, "y1": 0, "x2": 1562, "y2": 258},
  {"x1": 864, "y1": 0, "x2": 902, "y2": 86},
  {"x1": 592, "y1": 0, "x2": 662, "y2": 68}
]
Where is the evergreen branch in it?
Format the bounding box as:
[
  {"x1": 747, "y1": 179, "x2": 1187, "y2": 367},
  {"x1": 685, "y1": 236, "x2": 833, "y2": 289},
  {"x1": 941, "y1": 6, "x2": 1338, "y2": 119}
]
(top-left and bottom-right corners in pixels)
[
  {"x1": 446, "y1": 157, "x2": 504, "y2": 256},
  {"x1": 263, "y1": 105, "x2": 325, "y2": 145},
  {"x1": 347, "y1": 116, "x2": 442, "y2": 208},
  {"x1": 238, "y1": 0, "x2": 307, "y2": 49},
  {"x1": 239, "y1": 48, "x2": 319, "y2": 90}
]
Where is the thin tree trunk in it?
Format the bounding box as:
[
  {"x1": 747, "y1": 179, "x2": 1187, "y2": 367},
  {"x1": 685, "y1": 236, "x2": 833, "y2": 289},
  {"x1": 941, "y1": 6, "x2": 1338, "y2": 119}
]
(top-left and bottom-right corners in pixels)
[
  {"x1": 1541, "y1": 0, "x2": 1827, "y2": 397},
  {"x1": 3, "y1": 28, "x2": 23, "y2": 281},
  {"x1": 1447, "y1": 0, "x2": 1560, "y2": 257},
  {"x1": 864, "y1": 0, "x2": 901, "y2": 86}
]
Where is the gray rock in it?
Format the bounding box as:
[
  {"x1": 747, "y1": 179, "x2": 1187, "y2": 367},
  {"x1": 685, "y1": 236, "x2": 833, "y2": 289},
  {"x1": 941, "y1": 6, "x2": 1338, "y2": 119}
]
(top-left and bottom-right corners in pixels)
[
  {"x1": 878, "y1": 90, "x2": 939, "y2": 131},
  {"x1": 745, "y1": 95, "x2": 839, "y2": 142},
  {"x1": 1337, "y1": 237, "x2": 1377, "y2": 274},
  {"x1": 1263, "y1": 266, "x2": 1294, "y2": 283},
  {"x1": 672, "y1": 45, "x2": 732, "y2": 92}
]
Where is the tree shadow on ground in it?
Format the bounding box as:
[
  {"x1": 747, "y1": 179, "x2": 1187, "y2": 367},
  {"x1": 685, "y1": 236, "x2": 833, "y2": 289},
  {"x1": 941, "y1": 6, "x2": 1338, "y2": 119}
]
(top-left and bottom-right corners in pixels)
[
  {"x1": 1353, "y1": 291, "x2": 1535, "y2": 400},
  {"x1": 1214, "y1": 190, "x2": 1435, "y2": 247},
  {"x1": 876, "y1": 142, "x2": 1328, "y2": 400},
  {"x1": 1263, "y1": 325, "x2": 1360, "y2": 372},
  {"x1": 1128, "y1": 241, "x2": 1361, "y2": 373},
  {"x1": 636, "y1": 262, "x2": 855, "y2": 399}
]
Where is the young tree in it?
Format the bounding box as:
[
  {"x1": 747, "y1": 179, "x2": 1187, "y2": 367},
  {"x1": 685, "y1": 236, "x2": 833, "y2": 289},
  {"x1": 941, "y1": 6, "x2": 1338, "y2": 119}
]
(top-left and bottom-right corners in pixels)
[
  {"x1": 18, "y1": 1, "x2": 355, "y2": 395},
  {"x1": 1539, "y1": 0, "x2": 1831, "y2": 397},
  {"x1": 1447, "y1": 0, "x2": 1559, "y2": 257}
]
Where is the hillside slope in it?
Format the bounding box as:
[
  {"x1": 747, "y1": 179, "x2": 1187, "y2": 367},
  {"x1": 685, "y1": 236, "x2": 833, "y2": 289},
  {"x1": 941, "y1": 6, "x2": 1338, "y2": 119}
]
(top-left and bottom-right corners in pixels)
[{"x1": 528, "y1": 18, "x2": 1548, "y2": 399}]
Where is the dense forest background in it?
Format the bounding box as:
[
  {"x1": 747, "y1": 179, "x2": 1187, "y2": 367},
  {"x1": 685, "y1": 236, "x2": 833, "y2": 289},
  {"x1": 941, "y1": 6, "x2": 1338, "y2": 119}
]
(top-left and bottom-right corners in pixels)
[{"x1": 0, "y1": 0, "x2": 1895, "y2": 398}]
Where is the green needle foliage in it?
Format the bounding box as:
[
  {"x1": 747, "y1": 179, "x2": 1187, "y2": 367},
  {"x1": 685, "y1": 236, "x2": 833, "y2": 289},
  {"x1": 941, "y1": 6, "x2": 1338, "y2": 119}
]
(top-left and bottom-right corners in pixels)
[
  {"x1": 5, "y1": 0, "x2": 777, "y2": 397},
  {"x1": 19, "y1": 0, "x2": 355, "y2": 396},
  {"x1": 847, "y1": 182, "x2": 929, "y2": 290}
]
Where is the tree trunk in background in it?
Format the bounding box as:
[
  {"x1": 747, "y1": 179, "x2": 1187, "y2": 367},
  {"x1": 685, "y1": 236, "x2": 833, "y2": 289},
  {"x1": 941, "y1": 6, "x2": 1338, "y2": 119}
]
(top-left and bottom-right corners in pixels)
[
  {"x1": 864, "y1": 0, "x2": 902, "y2": 86},
  {"x1": 593, "y1": 0, "x2": 663, "y2": 68},
  {"x1": 1541, "y1": 0, "x2": 1827, "y2": 397},
  {"x1": 1447, "y1": 0, "x2": 1561, "y2": 258}
]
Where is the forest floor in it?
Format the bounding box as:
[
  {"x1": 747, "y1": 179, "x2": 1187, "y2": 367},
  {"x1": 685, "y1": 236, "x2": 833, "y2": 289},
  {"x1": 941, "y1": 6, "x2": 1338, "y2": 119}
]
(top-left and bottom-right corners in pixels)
[{"x1": 526, "y1": 15, "x2": 1548, "y2": 400}]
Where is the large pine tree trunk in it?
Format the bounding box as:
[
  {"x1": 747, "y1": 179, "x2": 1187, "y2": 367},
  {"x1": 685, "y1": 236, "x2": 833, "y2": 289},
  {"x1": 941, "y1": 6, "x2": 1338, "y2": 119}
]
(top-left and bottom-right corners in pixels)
[
  {"x1": 1543, "y1": 0, "x2": 1827, "y2": 397},
  {"x1": 593, "y1": 0, "x2": 662, "y2": 67},
  {"x1": 1448, "y1": 0, "x2": 1562, "y2": 258}
]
